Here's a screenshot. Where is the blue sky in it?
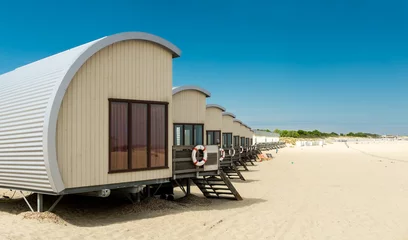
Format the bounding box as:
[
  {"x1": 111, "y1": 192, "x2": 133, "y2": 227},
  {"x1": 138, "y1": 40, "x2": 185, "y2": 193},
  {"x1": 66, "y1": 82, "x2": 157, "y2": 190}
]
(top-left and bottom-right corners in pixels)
[{"x1": 0, "y1": 0, "x2": 407, "y2": 135}]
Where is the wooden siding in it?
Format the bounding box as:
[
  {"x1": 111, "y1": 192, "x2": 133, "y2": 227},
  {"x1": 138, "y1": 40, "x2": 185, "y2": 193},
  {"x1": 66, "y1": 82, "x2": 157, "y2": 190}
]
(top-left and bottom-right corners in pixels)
[
  {"x1": 172, "y1": 90, "x2": 207, "y2": 144},
  {"x1": 222, "y1": 115, "x2": 234, "y2": 133},
  {"x1": 233, "y1": 122, "x2": 241, "y2": 137},
  {"x1": 172, "y1": 90, "x2": 206, "y2": 124},
  {"x1": 205, "y1": 108, "x2": 223, "y2": 131},
  {"x1": 56, "y1": 40, "x2": 173, "y2": 188}
]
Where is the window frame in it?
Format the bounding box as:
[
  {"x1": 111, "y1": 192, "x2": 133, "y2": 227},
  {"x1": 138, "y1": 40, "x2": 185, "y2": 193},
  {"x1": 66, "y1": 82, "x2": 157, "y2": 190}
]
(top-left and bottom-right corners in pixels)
[
  {"x1": 173, "y1": 123, "x2": 204, "y2": 146},
  {"x1": 108, "y1": 98, "x2": 169, "y2": 174},
  {"x1": 234, "y1": 135, "x2": 240, "y2": 147},
  {"x1": 222, "y1": 132, "x2": 233, "y2": 148},
  {"x1": 206, "y1": 130, "x2": 221, "y2": 145}
]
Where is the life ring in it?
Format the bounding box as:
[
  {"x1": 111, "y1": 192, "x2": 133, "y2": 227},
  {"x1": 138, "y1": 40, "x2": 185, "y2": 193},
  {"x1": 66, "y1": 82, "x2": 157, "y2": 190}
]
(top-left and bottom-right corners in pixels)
[
  {"x1": 229, "y1": 147, "x2": 236, "y2": 157},
  {"x1": 239, "y1": 146, "x2": 244, "y2": 153},
  {"x1": 192, "y1": 145, "x2": 208, "y2": 167},
  {"x1": 219, "y1": 148, "x2": 225, "y2": 161}
]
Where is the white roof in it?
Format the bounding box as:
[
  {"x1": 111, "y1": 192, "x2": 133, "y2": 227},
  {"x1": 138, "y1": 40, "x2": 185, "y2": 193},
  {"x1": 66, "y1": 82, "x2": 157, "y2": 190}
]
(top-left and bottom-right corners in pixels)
[
  {"x1": 222, "y1": 112, "x2": 236, "y2": 118},
  {"x1": 172, "y1": 85, "x2": 211, "y2": 97},
  {"x1": 206, "y1": 104, "x2": 226, "y2": 112},
  {"x1": 0, "y1": 32, "x2": 180, "y2": 193}
]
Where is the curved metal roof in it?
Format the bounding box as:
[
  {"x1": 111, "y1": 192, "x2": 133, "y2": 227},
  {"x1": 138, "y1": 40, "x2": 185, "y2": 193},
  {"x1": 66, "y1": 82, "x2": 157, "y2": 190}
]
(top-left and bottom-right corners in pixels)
[
  {"x1": 206, "y1": 104, "x2": 226, "y2": 112},
  {"x1": 233, "y1": 119, "x2": 243, "y2": 124},
  {"x1": 222, "y1": 112, "x2": 236, "y2": 118},
  {"x1": 172, "y1": 85, "x2": 211, "y2": 97},
  {"x1": 0, "y1": 32, "x2": 180, "y2": 194}
]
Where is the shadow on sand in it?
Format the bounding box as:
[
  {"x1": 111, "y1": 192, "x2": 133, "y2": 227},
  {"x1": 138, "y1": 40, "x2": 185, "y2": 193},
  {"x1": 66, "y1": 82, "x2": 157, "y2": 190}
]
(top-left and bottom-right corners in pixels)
[{"x1": 0, "y1": 190, "x2": 266, "y2": 227}]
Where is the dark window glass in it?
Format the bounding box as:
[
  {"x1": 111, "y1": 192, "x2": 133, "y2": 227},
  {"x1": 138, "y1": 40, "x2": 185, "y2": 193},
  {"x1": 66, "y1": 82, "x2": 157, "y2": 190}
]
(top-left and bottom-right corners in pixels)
[
  {"x1": 207, "y1": 132, "x2": 214, "y2": 145},
  {"x1": 184, "y1": 125, "x2": 193, "y2": 145},
  {"x1": 150, "y1": 104, "x2": 166, "y2": 167},
  {"x1": 174, "y1": 125, "x2": 183, "y2": 146},
  {"x1": 194, "y1": 125, "x2": 203, "y2": 145},
  {"x1": 227, "y1": 134, "x2": 232, "y2": 148},
  {"x1": 110, "y1": 102, "x2": 129, "y2": 171},
  {"x1": 241, "y1": 137, "x2": 245, "y2": 146},
  {"x1": 246, "y1": 138, "x2": 249, "y2": 147},
  {"x1": 109, "y1": 100, "x2": 168, "y2": 173},
  {"x1": 214, "y1": 131, "x2": 221, "y2": 145},
  {"x1": 222, "y1": 133, "x2": 227, "y2": 148},
  {"x1": 207, "y1": 131, "x2": 221, "y2": 145},
  {"x1": 234, "y1": 136, "x2": 240, "y2": 147},
  {"x1": 131, "y1": 103, "x2": 147, "y2": 169}
]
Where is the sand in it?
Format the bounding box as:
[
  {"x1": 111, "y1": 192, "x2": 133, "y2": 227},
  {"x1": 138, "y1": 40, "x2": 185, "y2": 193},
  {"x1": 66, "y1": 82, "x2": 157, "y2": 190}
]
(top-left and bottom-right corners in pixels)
[{"x1": 0, "y1": 141, "x2": 408, "y2": 240}]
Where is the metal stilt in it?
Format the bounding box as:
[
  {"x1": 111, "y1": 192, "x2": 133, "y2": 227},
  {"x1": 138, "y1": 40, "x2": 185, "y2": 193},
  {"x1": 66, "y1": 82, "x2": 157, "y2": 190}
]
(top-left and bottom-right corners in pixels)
[
  {"x1": 186, "y1": 179, "x2": 191, "y2": 195},
  {"x1": 37, "y1": 193, "x2": 43, "y2": 212},
  {"x1": 48, "y1": 195, "x2": 63, "y2": 212},
  {"x1": 20, "y1": 191, "x2": 34, "y2": 212}
]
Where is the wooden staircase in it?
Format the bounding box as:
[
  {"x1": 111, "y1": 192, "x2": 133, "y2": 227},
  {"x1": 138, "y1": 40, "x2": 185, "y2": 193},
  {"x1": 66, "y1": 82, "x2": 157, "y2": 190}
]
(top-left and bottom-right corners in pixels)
[
  {"x1": 222, "y1": 163, "x2": 246, "y2": 181},
  {"x1": 192, "y1": 170, "x2": 243, "y2": 200}
]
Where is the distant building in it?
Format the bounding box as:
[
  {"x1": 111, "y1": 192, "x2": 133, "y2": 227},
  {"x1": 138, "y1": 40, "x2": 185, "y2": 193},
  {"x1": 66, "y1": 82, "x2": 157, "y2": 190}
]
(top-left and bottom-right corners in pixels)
[
  {"x1": 253, "y1": 130, "x2": 280, "y2": 143},
  {"x1": 381, "y1": 135, "x2": 398, "y2": 140}
]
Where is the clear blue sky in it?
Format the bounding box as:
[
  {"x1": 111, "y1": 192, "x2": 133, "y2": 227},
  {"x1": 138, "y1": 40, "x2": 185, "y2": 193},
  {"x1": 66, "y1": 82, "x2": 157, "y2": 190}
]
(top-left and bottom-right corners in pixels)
[{"x1": 0, "y1": 1, "x2": 407, "y2": 135}]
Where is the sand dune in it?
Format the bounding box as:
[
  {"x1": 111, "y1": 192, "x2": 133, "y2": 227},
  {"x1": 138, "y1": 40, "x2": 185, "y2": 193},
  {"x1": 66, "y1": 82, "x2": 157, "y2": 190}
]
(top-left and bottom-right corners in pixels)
[{"x1": 0, "y1": 141, "x2": 408, "y2": 240}]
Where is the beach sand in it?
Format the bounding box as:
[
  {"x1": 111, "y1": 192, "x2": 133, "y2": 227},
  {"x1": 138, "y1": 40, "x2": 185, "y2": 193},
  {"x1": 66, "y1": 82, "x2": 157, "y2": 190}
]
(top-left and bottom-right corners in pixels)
[{"x1": 0, "y1": 141, "x2": 408, "y2": 240}]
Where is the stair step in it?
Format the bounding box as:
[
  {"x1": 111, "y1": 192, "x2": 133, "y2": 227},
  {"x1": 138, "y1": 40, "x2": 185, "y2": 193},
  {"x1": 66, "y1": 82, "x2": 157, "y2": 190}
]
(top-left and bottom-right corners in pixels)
[{"x1": 205, "y1": 196, "x2": 237, "y2": 200}]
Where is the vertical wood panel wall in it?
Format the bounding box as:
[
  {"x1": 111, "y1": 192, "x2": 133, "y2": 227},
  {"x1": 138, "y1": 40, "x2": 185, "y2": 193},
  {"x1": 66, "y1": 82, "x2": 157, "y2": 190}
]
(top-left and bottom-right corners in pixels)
[
  {"x1": 172, "y1": 90, "x2": 207, "y2": 144},
  {"x1": 233, "y1": 122, "x2": 241, "y2": 137},
  {"x1": 205, "y1": 108, "x2": 223, "y2": 131},
  {"x1": 222, "y1": 115, "x2": 234, "y2": 133},
  {"x1": 56, "y1": 40, "x2": 173, "y2": 188}
]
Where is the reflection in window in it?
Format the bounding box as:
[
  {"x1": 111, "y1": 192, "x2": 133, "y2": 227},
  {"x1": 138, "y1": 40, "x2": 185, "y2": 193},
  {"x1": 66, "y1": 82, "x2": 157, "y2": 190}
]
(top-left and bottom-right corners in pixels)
[
  {"x1": 194, "y1": 125, "x2": 203, "y2": 145},
  {"x1": 174, "y1": 125, "x2": 183, "y2": 146}
]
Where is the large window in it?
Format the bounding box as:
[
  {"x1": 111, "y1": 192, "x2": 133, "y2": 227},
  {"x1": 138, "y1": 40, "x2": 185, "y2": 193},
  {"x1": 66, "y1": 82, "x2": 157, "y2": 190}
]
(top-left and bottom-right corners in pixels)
[
  {"x1": 207, "y1": 130, "x2": 221, "y2": 145},
  {"x1": 109, "y1": 99, "x2": 168, "y2": 173},
  {"x1": 234, "y1": 136, "x2": 240, "y2": 147},
  {"x1": 174, "y1": 124, "x2": 204, "y2": 146},
  {"x1": 222, "y1": 133, "x2": 232, "y2": 148},
  {"x1": 246, "y1": 138, "x2": 249, "y2": 147}
]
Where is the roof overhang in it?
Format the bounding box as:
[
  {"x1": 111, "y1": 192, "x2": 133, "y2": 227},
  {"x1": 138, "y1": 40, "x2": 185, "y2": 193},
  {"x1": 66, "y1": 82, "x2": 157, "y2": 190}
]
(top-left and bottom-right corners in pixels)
[
  {"x1": 222, "y1": 112, "x2": 236, "y2": 118},
  {"x1": 172, "y1": 85, "x2": 211, "y2": 97},
  {"x1": 206, "y1": 104, "x2": 226, "y2": 112}
]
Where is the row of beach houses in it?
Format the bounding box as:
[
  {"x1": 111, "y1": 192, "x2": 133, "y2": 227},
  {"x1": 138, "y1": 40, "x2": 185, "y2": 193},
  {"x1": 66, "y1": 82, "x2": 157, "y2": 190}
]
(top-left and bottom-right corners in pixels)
[{"x1": 0, "y1": 32, "x2": 280, "y2": 212}]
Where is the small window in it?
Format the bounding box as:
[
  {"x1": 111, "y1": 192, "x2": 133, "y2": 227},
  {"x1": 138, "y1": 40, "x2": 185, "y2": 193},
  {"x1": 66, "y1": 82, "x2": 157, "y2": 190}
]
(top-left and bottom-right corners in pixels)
[
  {"x1": 173, "y1": 124, "x2": 204, "y2": 146},
  {"x1": 222, "y1": 133, "x2": 232, "y2": 148},
  {"x1": 194, "y1": 125, "x2": 203, "y2": 145},
  {"x1": 207, "y1": 130, "x2": 221, "y2": 145},
  {"x1": 207, "y1": 132, "x2": 214, "y2": 145},
  {"x1": 174, "y1": 125, "x2": 184, "y2": 146},
  {"x1": 110, "y1": 102, "x2": 129, "y2": 171},
  {"x1": 234, "y1": 136, "x2": 240, "y2": 147},
  {"x1": 184, "y1": 125, "x2": 193, "y2": 145},
  {"x1": 241, "y1": 137, "x2": 246, "y2": 147}
]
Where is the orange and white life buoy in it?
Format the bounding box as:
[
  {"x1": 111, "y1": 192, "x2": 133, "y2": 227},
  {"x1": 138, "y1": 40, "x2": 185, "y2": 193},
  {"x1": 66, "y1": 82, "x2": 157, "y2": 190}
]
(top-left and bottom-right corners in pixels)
[
  {"x1": 239, "y1": 146, "x2": 244, "y2": 153},
  {"x1": 191, "y1": 145, "x2": 208, "y2": 167},
  {"x1": 229, "y1": 147, "x2": 236, "y2": 157},
  {"x1": 219, "y1": 148, "x2": 225, "y2": 161}
]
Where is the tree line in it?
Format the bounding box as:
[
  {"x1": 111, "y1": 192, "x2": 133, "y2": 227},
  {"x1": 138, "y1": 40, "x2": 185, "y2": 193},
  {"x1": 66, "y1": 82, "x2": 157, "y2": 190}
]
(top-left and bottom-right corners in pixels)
[{"x1": 256, "y1": 129, "x2": 380, "y2": 138}]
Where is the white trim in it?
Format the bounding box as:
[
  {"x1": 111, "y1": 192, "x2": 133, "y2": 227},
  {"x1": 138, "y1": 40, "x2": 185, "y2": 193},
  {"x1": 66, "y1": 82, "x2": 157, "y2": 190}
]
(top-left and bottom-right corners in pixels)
[
  {"x1": 222, "y1": 112, "x2": 236, "y2": 118},
  {"x1": 206, "y1": 104, "x2": 226, "y2": 112},
  {"x1": 172, "y1": 85, "x2": 211, "y2": 97},
  {"x1": 43, "y1": 32, "x2": 181, "y2": 193}
]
